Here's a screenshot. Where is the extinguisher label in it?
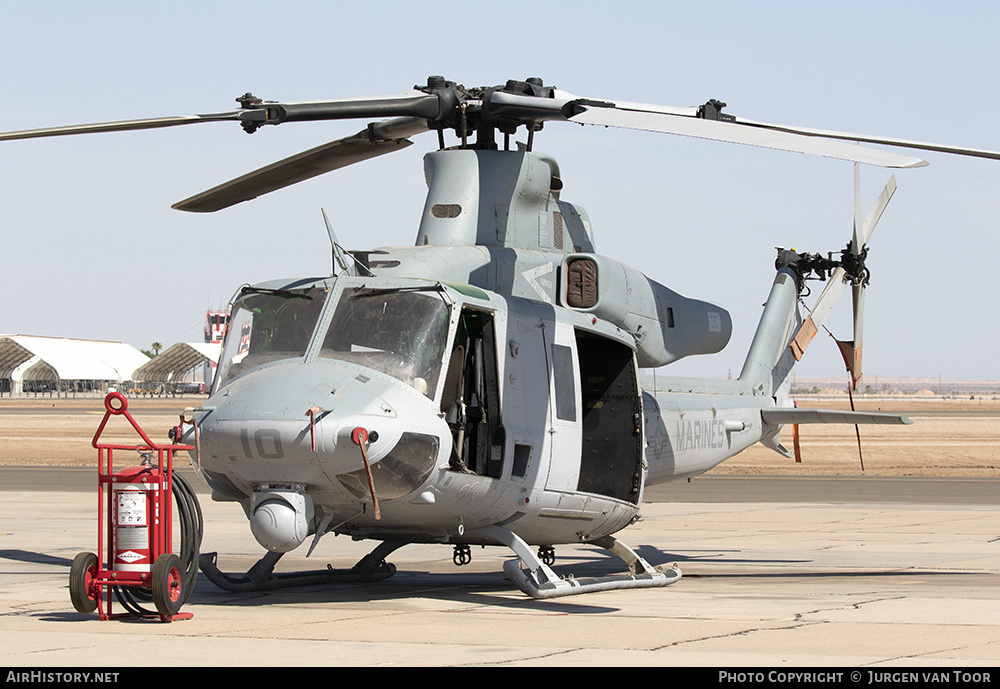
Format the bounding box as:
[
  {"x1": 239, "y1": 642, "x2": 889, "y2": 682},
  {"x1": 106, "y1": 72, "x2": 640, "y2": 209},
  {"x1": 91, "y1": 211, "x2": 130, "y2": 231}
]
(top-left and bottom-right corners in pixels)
[
  {"x1": 114, "y1": 488, "x2": 151, "y2": 571},
  {"x1": 117, "y1": 525, "x2": 149, "y2": 549},
  {"x1": 117, "y1": 490, "x2": 147, "y2": 526},
  {"x1": 115, "y1": 525, "x2": 150, "y2": 570}
]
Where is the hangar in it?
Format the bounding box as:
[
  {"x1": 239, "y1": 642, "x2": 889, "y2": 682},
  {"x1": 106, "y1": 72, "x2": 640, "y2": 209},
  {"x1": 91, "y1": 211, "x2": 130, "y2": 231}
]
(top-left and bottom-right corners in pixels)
[
  {"x1": 0, "y1": 335, "x2": 149, "y2": 394},
  {"x1": 0, "y1": 336, "x2": 221, "y2": 395},
  {"x1": 132, "y1": 342, "x2": 221, "y2": 393}
]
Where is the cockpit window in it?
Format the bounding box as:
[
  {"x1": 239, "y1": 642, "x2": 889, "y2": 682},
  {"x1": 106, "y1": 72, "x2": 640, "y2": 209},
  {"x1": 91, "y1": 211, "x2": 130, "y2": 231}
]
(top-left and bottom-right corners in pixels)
[
  {"x1": 214, "y1": 285, "x2": 328, "y2": 390},
  {"x1": 318, "y1": 286, "x2": 450, "y2": 398}
]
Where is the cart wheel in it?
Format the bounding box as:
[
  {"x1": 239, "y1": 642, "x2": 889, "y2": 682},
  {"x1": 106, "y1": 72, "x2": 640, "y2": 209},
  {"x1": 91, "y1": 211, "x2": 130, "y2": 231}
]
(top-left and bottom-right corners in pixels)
[
  {"x1": 69, "y1": 552, "x2": 99, "y2": 613},
  {"x1": 151, "y1": 553, "x2": 184, "y2": 617}
]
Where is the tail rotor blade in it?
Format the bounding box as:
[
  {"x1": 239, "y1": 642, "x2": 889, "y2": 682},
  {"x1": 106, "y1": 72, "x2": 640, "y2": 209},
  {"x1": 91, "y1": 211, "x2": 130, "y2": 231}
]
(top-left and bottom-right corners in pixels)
[
  {"x1": 840, "y1": 167, "x2": 897, "y2": 389},
  {"x1": 790, "y1": 170, "x2": 895, "y2": 364},
  {"x1": 846, "y1": 376, "x2": 866, "y2": 472},
  {"x1": 790, "y1": 268, "x2": 846, "y2": 360},
  {"x1": 853, "y1": 163, "x2": 863, "y2": 254},
  {"x1": 845, "y1": 164, "x2": 865, "y2": 389},
  {"x1": 861, "y1": 174, "x2": 897, "y2": 246},
  {"x1": 831, "y1": 284, "x2": 864, "y2": 390},
  {"x1": 847, "y1": 285, "x2": 865, "y2": 390}
]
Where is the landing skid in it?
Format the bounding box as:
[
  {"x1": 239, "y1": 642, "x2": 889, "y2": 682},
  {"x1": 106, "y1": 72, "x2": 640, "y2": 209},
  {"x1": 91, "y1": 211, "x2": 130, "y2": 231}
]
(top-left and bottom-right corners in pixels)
[
  {"x1": 198, "y1": 540, "x2": 403, "y2": 592},
  {"x1": 468, "y1": 525, "x2": 682, "y2": 599}
]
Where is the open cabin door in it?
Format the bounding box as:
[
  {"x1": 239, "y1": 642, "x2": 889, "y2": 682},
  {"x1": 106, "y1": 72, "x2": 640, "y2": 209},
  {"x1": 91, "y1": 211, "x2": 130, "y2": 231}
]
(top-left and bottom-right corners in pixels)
[
  {"x1": 575, "y1": 332, "x2": 643, "y2": 505},
  {"x1": 543, "y1": 326, "x2": 643, "y2": 505},
  {"x1": 441, "y1": 308, "x2": 505, "y2": 478}
]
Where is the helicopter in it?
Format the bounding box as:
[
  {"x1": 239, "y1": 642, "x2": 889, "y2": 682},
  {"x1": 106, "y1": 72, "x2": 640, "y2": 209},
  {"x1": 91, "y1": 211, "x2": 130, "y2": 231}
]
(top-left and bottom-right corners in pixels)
[{"x1": 4, "y1": 76, "x2": 999, "y2": 600}]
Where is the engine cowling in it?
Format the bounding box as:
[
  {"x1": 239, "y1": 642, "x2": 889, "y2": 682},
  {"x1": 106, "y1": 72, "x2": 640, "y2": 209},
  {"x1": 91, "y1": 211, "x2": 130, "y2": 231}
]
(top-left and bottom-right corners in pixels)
[{"x1": 560, "y1": 253, "x2": 732, "y2": 367}]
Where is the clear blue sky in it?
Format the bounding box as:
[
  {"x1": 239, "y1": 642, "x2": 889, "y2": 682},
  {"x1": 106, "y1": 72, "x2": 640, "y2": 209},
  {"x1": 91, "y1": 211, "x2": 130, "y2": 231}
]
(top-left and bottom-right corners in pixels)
[{"x1": 2, "y1": 1, "x2": 998, "y2": 382}]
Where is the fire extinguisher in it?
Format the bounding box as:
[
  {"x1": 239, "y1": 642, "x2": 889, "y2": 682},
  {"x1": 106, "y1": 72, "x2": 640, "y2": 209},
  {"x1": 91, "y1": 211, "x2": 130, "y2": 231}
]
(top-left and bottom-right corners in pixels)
[
  {"x1": 111, "y1": 453, "x2": 160, "y2": 576},
  {"x1": 70, "y1": 392, "x2": 200, "y2": 621}
]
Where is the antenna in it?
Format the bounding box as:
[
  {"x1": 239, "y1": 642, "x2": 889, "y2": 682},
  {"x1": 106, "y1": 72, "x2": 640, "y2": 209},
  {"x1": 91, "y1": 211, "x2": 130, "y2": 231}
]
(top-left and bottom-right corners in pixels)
[{"x1": 321, "y1": 208, "x2": 354, "y2": 276}]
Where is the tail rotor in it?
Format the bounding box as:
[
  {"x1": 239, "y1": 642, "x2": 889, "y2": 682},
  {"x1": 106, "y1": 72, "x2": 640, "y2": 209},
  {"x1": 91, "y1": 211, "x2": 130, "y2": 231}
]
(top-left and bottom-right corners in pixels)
[
  {"x1": 837, "y1": 163, "x2": 879, "y2": 388},
  {"x1": 784, "y1": 166, "x2": 898, "y2": 471},
  {"x1": 790, "y1": 165, "x2": 896, "y2": 387}
]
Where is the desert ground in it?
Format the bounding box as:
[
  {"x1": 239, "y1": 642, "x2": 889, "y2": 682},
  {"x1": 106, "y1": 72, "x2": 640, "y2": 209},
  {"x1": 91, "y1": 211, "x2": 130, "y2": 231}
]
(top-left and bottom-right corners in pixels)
[{"x1": 0, "y1": 393, "x2": 996, "y2": 477}]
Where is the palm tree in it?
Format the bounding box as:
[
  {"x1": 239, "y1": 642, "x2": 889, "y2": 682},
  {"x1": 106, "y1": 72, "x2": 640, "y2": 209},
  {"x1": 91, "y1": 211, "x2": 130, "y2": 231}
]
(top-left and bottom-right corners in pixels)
[{"x1": 151, "y1": 342, "x2": 162, "y2": 356}]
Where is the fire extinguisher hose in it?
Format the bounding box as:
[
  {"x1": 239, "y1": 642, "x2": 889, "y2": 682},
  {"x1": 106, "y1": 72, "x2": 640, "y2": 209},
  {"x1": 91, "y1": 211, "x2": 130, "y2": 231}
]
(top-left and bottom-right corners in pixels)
[
  {"x1": 113, "y1": 469, "x2": 204, "y2": 614},
  {"x1": 172, "y1": 469, "x2": 203, "y2": 599}
]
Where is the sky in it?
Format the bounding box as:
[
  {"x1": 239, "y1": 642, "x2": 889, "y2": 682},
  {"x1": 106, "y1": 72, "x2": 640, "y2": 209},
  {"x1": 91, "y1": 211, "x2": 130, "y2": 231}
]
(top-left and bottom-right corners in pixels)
[{"x1": 1, "y1": 1, "x2": 998, "y2": 383}]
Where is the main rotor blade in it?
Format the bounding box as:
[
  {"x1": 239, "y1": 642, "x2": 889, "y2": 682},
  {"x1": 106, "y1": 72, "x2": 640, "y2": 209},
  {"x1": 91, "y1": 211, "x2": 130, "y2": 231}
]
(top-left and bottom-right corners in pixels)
[
  {"x1": 568, "y1": 104, "x2": 929, "y2": 168},
  {"x1": 493, "y1": 89, "x2": 1000, "y2": 166},
  {"x1": 0, "y1": 89, "x2": 443, "y2": 143},
  {"x1": 258, "y1": 90, "x2": 442, "y2": 124},
  {"x1": 0, "y1": 112, "x2": 245, "y2": 141},
  {"x1": 737, "y1": 117, "x2": 1000, "y2": 162},
  {"x1": 173, "y1": 117, "x2": 429, "y2": 213}
]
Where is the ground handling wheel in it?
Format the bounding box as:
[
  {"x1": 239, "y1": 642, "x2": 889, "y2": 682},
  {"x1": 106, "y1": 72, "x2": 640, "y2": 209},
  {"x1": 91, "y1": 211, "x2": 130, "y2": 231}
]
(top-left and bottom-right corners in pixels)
[
  {"x1": 69, "y1": 552, "x2": 99, "y2": 614},
  {"x1": 151, "y1": 553, "x2": 184, "y2": 618}
]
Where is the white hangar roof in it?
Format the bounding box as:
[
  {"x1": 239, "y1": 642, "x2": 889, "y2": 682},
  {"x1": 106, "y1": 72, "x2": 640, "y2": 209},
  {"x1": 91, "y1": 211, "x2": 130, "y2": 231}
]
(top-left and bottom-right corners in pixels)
[
  {"x1": 132, "y1": 342, "x2": 220, "y2": 382},
  {"x1": 0, "y1": 335, "x2": 150, "y2": 382}
]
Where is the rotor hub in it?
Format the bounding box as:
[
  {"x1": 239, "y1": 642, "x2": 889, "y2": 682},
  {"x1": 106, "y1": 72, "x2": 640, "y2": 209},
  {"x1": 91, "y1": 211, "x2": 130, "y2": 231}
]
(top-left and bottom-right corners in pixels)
[{"x1": 776, "y1": 243, "x2": 871, "y2": 292}]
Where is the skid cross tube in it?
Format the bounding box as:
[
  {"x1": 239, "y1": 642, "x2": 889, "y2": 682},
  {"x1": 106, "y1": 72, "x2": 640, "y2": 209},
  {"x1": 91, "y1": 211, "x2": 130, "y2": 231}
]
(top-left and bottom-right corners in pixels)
[{"x1": 466, "y1": 525, "x2": 682, "y2": 599}]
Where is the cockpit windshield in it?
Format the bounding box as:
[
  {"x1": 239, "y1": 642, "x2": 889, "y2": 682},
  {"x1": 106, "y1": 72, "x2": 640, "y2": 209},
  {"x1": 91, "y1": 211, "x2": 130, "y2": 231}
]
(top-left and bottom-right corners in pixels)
[
  {"x1": 214, "y1": 284, "x2": 328, "y2": 390},
  {"x1": 318, "y1": 286, "x2": 450, "y2": 398}
]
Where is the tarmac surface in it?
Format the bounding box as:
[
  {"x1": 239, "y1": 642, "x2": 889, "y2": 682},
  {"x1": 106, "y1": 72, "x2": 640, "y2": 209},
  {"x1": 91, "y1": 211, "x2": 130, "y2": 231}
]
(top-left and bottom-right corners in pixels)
[{"x1": 1, "y1": 470, "x2": 998, "y2": 667}]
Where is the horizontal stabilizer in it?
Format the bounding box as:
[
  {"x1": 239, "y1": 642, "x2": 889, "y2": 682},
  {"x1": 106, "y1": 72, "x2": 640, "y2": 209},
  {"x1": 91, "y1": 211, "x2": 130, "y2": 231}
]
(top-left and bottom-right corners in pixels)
[{"x1": 761, "y1": 408, "x2": 912, "y2": 426}]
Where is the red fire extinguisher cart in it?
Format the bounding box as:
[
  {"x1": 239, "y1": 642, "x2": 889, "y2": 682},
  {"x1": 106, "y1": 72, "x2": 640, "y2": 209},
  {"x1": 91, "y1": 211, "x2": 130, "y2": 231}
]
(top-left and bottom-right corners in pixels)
[{"x1": 69, "y1": 392, "x2": 196, "y2": 621}]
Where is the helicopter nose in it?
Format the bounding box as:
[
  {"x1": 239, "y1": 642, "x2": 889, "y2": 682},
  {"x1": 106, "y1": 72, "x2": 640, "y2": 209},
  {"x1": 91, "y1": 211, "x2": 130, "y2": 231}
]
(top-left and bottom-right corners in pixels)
[{"x1": 196, "y1": 361, "x2": 446, "y2": 490}]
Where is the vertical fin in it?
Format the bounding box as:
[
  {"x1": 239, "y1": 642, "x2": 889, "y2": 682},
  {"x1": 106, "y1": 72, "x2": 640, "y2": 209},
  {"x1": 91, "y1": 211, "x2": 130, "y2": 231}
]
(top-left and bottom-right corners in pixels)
[{"x1": 738, "y1": 267, "x2": 801, "y2": 396}]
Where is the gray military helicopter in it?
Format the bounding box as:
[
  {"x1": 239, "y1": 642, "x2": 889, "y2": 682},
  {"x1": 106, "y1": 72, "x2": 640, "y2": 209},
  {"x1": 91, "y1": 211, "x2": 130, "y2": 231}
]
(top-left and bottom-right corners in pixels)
[{"x1": 5, "y1": 77, "x2": 999, "y2": 599}]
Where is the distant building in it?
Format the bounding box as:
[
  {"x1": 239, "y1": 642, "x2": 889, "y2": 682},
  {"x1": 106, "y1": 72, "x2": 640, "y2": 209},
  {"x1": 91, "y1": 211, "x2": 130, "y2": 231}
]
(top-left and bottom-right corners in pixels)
[
  {"x1": 132, "y1": 342, "x2": 221, "y2": 393},
  {"x1": 202, "y1": 309, "x2": 229, "y2": 390},
  {"x1": 2, "y1": 310, "x2": 227, "y2": 395},
  {"x1": 0, "y1": 335, "x2": 149, "y2": 394},
  {"x1": 205, "y1": 309, "x2": 229, "y2": 344}
]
